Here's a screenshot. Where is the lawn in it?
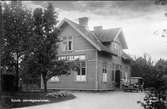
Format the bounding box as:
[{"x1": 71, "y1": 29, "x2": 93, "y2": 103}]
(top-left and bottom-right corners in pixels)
[{"x1": 0, "y1": 91, "x2": 75, "y2": 108}]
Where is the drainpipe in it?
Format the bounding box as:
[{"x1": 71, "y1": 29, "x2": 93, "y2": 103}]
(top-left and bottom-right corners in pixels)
[{"x1": 95, "y1": 50, "x2": 98, "y2": 90}]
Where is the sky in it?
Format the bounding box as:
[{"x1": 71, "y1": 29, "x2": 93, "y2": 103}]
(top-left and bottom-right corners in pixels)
[{"x1": 21, "y1": 1, "x2": 167, "y2": 62}]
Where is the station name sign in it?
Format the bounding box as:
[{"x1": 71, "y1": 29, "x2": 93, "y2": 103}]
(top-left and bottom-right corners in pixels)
[{"x1": 58, "y1": 55, "x2": 86, "y2": 61}]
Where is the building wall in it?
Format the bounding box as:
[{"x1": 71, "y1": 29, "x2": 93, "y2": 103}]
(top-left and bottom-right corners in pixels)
[
  {"x1": 97, "y1": 53, "x2": 131, "y2": 90},
  {"x1": 46, "y1": 24, "x2": 131, "y2": 90},
  {"x1": 97, "y1": 53, "x2": 116, "y2": 90},
  {"x1": 47, "y1": 24, "x2": 98, "y2": 90},
  {"x1": 57, "y1": 24, "x2": 95, "y2": 54}
]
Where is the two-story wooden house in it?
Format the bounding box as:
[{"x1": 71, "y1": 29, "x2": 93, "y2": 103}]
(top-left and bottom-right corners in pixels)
[{"x1": 46, "y1": 17, "x2": 131, "y2": 90}]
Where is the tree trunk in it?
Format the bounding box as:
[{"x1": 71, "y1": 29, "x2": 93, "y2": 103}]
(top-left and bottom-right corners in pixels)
[
  {"x1": 42, "y1": 73, "x2": 47, "y2": 93},
  {"x1": 15, "y1": 51, "x2": 19, "y2": 91}
]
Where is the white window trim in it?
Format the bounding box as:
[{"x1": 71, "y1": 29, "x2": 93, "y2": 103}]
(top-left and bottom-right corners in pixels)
[
  {"x1": 75, "y1": 61, "x2": 87, "y2": 82},
  {"x1": 49, "y1": 76, "x2": 60, "y2": 82},
  {"x1": 102, "y1": 63, "x2": 108, "y2": 82},
  {"x1": 102, "y1": 73, "x2": 107, "y2": 82},
  {"x1": 62, "y1": 35, "x2": 73, "y2": 51},
  {"x1": 76, "y1": 75, "x2": 86, "y2": 81},
  {"x1": 111, "y1": 41, "x2": 123, "y2": 57},
  {"x1": 112, "y1": 64, "x2": 116, "y2": 81}
]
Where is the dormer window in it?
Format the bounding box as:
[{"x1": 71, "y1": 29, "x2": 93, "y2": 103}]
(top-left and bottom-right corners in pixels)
[
  {"x1": 111, "y1": 41, "x2": 122, "y2": 56},
  {"x1": 111, "y1": 42, "x2": 118, "y2": 50}
]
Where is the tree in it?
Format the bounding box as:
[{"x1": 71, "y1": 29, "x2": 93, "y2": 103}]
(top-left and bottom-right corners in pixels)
[
  {"x1": 1, "y1": 2, "x2": 34, "y2": 91},
  {"x1": 25, "y1": 3, "x2": 73, "y2": 92},
  {"x1": 131, "y1": 54, "x2": 166, "y2": 90},
  {"x1": 155, "y1": 0, "x2": 167, "y2": 5}
]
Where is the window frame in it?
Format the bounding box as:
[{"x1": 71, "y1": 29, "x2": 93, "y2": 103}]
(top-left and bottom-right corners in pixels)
[
  {"x1": 75, "y1": 61, "x2": 87, "y2": 82},
  {"x1": 49, "y1": 76, "x2": 60, "y2": 82},
  {"x1": 111, "y1": 64, "x2": 116, "y2": 81},
  {"x1": 102, "y1": 63, "x2": 108, "y2": 82},
  {"x1": 111, "y1": 41, "x2": 122, "y2": 56},
  {"x1": 62, "y1": 35, "x2": 73, "y2": 51}
]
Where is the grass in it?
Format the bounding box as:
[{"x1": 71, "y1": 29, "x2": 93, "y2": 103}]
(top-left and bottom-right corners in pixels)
[{"x1": 0, "y1": 91, "x2": 75, "y2": 108}]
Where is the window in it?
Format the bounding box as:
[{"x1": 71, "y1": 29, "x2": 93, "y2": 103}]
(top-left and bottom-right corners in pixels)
[
  {"x1": 102, "y1": 63, "x2": 107, "y2": 82},
  {"x1": 62, "y1": 36, "x2": 73, "y2": 51},
  {"x1": 121, "y1": 72, "x2": 125, "y2": 80},
  {"x1": 49, "y1": 76, "x2": 60, "y2": 82},
  {"x1": 111, "y1": 41, "x2": 122, "y2": 56},
  {"x1": 112, "y1": 64, "x2": 116, "y2": 81},
  {"x1": 68, "y1": 36, "x2": 72, "y2": 50},
  {"x1": 116, "y1": 64, "x2": 121, "y2": 70},
  {"x1": 75, "y1": 61, "x2": 86, "y2": 81},
  {"x1": 125, "y1": 72, "x2": 128, "y2": 80}
]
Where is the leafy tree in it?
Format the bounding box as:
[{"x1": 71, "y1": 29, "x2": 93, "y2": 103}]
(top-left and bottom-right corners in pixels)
[
  {"x1": 155, "y1": 0, "x2": 167, "y2": 5},
  {"x1": 1, "y1": 2, "x2": 34, "y2": 91},
  {"x1": 24, "y1": 3, "x2": 74, "y2": 92},
  {"x1": 131, "y1": 54, "x2": 166, "y2": 90}
]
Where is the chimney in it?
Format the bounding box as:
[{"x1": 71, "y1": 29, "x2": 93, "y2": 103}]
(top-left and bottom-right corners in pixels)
[
  {"x1": 94, "y1": 26, "x2": 103, "y2": 32},
  {"x1": 78, "y1": 17, "x2": 88, "y2": 29}
]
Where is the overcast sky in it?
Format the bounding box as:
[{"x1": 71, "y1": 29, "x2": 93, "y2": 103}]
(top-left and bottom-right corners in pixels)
[{"x1": 22, "y1": 1, "x2": 167, "y2": 62}]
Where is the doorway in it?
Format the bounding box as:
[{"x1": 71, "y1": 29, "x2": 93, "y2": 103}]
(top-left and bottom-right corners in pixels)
[{"x1": 115, "y1": 70, "x2": 121, "y2": 88}]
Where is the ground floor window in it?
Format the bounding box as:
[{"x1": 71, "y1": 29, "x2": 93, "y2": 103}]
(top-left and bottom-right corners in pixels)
[
  {"x1": 125, "y1": 72, "x2": 128, "y2": 81},
  {"x1": 121, "y1": 72, "x2": 125, "y2": 80},
  {"x1": 75, "y1": 61, "x2": 86, "y2": 81},
  {"x1": 49, "y1": 76, "x2": 60, "y2": 82},
  {"x1": 112, "y1": 64, "x2": 116, "y2": 81},
  {"x1": 102, "y1": 63, "x2": 107, "y2": 82},
  {"x1": 111, "y1": 71, "x2": 115, "y2": 81}
]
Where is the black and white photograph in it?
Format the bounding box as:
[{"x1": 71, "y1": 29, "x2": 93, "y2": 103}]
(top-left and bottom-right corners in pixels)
[{"x1": 0, "y1": 0, "x2": 167, "y2": 109}]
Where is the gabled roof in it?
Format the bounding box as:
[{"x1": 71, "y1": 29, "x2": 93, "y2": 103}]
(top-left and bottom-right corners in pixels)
[
  {"x1": 92, "y1": 28, "x2": 120, "y2": 42},
  {"x1": 57, "y1": 18, "x2": 128, "y2": 55},
  {"x1": 92, "y1": 28, "x2": 128, "y2": 49}
]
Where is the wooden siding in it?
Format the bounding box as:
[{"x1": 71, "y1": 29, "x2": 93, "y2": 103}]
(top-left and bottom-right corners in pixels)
[
  {"x1": 47, "y1": 60, "x2": 97, "y2": 90},
  {"x1": 47, "y1": 24, "x2": 98, "y2": 90},
  {"x1": 97, "y1": 52, "x2": 130, "y2": 90},
  {"x1": 97, "y1": 52, "x2": 114, "y2": 90},
  {"x1": 46, "y1": 23, "x2": 131, "y2": 90},
  {"x1": 57, "y1": 24, "x2": 95, "y2": 54}
]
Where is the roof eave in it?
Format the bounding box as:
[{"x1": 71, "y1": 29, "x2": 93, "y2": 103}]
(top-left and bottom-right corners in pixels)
[{"x1": 120, "y1": 30, "x2": 128, "y2": 49}]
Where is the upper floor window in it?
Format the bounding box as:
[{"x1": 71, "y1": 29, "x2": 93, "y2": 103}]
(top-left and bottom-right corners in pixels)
[
  {"x1": 111, "y1": 41, "x2": 122, "y2": 56},
  {"x1": 62, "y1": 36, "x2": 73, "y2": 51}
]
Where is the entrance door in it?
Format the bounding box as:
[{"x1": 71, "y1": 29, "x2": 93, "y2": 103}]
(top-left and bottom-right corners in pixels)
[{"x1": 115, "y1": 70, "x2": 121, "y2": 87}]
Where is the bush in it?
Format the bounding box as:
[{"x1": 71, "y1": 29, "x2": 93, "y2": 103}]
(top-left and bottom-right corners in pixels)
[
  {"x1": 138, "y1": 89, "x2": 167, "y2": 109},
  {"x1": 45, "y1": 91, "x2": 72, "y2": 98}
]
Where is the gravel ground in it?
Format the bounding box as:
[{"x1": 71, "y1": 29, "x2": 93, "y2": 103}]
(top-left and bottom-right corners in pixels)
[{"x1": 17, "y1": 91, "x2": 145, "y2": 109}]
